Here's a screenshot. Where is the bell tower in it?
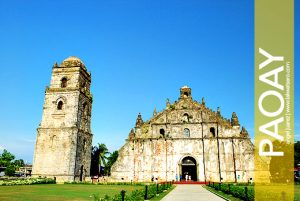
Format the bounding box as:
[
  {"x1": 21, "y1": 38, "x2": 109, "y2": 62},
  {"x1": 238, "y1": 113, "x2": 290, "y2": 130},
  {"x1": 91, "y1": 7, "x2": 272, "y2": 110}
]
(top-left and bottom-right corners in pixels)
[
  {"x1": 32, "y1": 56, "x2": 93, "y2": 182},
  {"x1": 180, "y1": 85, "x2": 192, "y2": 99}
]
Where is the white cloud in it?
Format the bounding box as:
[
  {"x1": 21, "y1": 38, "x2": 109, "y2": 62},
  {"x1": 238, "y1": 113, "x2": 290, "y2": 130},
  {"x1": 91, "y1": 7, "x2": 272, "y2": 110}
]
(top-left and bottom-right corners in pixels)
[
  {"x1": 0, "y1": 145, "x2": 4, "y2": 151},
  {"x1": 20, "y1": 139, "x2": 35, "y2": 143}
]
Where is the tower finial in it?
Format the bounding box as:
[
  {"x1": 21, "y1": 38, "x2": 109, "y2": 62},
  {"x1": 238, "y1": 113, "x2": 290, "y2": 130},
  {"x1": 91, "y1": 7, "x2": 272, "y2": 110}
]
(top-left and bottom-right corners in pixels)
[
  {"x1": 153, "y1": 107, "x2": 157, "y2": 116},
  {"x1": 53, "y1": 62, "x2": 58, "y2": 68},
  {"x1": 128, "y1": 128, "x2": 135, "y2": 140},
  {"x1": 135, "y1": 113, "x2": 143, "y2": 127},
  {"x1": 231, "y1": 112, "x2": 240, "y2": 126},
  {"x1": 202, "y1": 97, "x2": 205, "y2": 105},
  {"x1": 166, "y1": 98, "x2": 170, "y2": 109},
  {"x1": 217, "y1": 107, "x2": 221, "y2": 116},
  {"x1": 240, "y1": 126, "x2": 249, "y2": 137}
]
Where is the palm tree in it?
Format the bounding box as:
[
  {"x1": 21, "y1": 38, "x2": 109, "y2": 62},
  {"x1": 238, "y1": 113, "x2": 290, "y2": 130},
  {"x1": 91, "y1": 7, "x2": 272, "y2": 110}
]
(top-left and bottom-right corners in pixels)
[
  {"x1": 105, "y1": 151, "x2": 119, "y2": 175},
  {"x1": 90, "y1": 146, "x2": 100, "y2": 176},
  {"x1": 97, "y1": 143, "x2": 110, "y2": 176}
]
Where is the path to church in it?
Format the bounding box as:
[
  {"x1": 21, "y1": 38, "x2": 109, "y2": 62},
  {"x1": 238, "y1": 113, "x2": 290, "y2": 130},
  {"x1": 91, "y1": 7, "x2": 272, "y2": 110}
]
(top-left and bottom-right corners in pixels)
[{"x1": 161, "y1": 185, "x2": 226, "y2": 201}]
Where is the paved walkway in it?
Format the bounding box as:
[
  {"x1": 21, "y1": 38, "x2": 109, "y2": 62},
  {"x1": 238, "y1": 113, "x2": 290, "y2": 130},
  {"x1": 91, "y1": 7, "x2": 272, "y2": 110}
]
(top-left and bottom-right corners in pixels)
[{"x1": 161, "y1": 185, "x2": 226, "y2": 201}]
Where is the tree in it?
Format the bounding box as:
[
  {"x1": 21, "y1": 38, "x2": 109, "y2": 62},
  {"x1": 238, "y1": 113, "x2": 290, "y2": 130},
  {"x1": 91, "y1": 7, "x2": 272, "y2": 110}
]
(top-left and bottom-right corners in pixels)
[
  {"x1": 97, "y1": 143, "x2": 110, "y2": 176},
  {"x1": 90, "y1": 146, "x2": 100, "y2": 176},
  {"x1": 105, "y1": 151, "x2": 118, "y2": 175},
  {"x1": 4, "y1": 164, "x2": 16, "y2": 176},
  {"x1": 13, "y1": 159, "x2": 25, "y2": 168},
  {"x1": 0, "y1": 149, "x2": 15, "y2": 167}
]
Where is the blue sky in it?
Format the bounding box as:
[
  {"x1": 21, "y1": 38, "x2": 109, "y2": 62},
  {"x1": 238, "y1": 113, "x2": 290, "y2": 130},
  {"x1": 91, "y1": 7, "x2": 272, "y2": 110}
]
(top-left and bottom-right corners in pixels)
[{"x1": 0, "y1": 0, "x2": 298, "y2": 163}]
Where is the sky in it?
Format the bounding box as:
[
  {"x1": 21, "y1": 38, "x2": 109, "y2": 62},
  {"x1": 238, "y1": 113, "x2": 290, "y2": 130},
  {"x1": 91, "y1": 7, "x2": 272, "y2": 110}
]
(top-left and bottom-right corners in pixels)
[{"x1": 0, "y1": 0, "x2": 298, "y2": 163}]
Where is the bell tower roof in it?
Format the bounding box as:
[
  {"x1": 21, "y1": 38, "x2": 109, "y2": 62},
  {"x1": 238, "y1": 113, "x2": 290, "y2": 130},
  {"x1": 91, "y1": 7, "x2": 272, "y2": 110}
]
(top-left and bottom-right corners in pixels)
[
  {"x1": 180, "y1": 85, "x2": 192, "y2": 99},
  {"x1": 60, "y1": 56, "x2": 86, "y2": 68}
]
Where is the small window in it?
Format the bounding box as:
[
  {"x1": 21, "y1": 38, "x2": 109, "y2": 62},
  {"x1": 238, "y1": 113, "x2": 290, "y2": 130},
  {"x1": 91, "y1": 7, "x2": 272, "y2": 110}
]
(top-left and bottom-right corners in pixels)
[
  {"x1": 183, "y1": 92, "x2": 189, "y2": 97},
  {"x1": 210, "y1": 127, "x2": 215, "y2": 137},
  {"x1": 61, "y1": 77, "x2": 67, "y2": 88},
  {"x1": 82, "y1": 103, "x2": 87, "y2": 115},
  {"x1": 183, "y1": 128, "x2": 190, "y2": 137},
  {"x1": 57, "y1": 101, "x2": 63, "y2": 110},
  {"x1": 183, "y1": 113, "x2": 189, "y2": 122},
  {"x1": 159, "y1": 129, "x2": 165, "y2": 136},
  {"x1": 83, "y1": 139, "x2": 87, "y2": 150}
]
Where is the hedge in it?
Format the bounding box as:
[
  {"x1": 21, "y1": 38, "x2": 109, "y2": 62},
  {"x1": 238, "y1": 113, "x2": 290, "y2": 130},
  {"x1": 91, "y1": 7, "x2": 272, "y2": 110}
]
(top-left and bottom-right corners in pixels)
[
  {"x1": 93, "y1": 182, "x2": 173, "y2": 201},
  {"x1": 0, "y1": 178, "x2": 56, "y2": 186},
  {"x1": 207, "y1": 182, "x2": 254, "y2": 201}
]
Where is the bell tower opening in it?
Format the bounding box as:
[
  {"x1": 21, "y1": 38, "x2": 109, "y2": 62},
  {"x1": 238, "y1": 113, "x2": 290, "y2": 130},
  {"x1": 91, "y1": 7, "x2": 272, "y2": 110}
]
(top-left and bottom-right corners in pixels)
[
  {"x1": 180, "y1": 86, "x2": 192, "y2": 99},
  {"x1": 159, "y1": 128, "x2": 165, "y2": 136},
  {"x1": 181, "y1": 156, "x2": 197, "y2": 181}
]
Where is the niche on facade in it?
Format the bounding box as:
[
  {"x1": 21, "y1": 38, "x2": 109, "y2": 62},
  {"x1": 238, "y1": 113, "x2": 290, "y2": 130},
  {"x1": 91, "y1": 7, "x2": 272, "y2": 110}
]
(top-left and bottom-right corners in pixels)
[
  {"x1": 159, "y1": 129, "x2": 165, "y2": 138},
  {"x1": 50, "y1": 135, "x2": 57, "y2": 149},
  {"x1": 61, "y1": 77, "x2": 68, "y2": 88},
  {"x1": 183, "y1": 128, "x2": 190, "y2": 137},
  {"x1": 83, "y1": 138, "x2": 87, "y2": 151},
  {"x1": 210, "y1": 127, "x2": 216, "y2": 137}
]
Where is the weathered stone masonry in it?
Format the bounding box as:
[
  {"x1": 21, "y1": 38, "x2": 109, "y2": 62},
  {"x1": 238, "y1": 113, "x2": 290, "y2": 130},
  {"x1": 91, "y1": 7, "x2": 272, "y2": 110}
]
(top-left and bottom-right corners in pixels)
[
  {"x1": 111, "y1": 86, "x2": 255, "y2": 182},
  {"x1": 32, "y1": 57, "x2": 93, "y2": 182}
]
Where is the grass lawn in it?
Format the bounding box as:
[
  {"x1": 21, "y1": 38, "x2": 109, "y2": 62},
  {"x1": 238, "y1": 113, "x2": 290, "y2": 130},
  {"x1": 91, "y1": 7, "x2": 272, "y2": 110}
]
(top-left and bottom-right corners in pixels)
[
  {"x1": 0, "y1": 184, "x2": 144, "y2": 201},
  {"x1": 206, "y1": 184, "x2": 300, "y2": 201},
  {"x1": 296, "y1": 185, "x2": 300, "y2": 201},
  {"x1": 150, "y1": 185, "x2": 175, "y2": 201}
]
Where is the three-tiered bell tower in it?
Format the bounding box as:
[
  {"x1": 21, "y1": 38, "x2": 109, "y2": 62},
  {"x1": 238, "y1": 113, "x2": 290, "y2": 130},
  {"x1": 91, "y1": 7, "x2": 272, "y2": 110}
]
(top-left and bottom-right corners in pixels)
[{"x1": 32, "y1": 56, "x2": 93, "y2": 182}]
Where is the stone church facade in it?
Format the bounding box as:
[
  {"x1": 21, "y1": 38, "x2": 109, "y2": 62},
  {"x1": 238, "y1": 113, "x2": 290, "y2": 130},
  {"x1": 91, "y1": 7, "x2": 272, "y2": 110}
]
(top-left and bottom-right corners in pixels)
[
  {"x1": 32, "y1": 56, "x2": 93, "y2": 182},
  {"x1": 111, "y1": 86, "x2": 254, "y2": 182}
]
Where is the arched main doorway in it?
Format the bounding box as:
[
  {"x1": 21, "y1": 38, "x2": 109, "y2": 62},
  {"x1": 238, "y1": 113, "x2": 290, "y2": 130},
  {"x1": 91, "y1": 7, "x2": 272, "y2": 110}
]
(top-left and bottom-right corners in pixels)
[{"x1": 181, "y1": 156, "x2": 197, "y2": 181}]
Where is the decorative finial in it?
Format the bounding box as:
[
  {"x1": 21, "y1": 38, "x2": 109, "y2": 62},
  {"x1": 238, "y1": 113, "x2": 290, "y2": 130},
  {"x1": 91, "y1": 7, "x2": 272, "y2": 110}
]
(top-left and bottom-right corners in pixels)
[
  {"x1": 166, "y1": 98, "x2": 170, "y2": 109},
  {"x1": 217, "y1": 107, "x2": 221, "y2": 116},
  {"x1": 153, "y1": 107, "x2": 157, "y2": 116},
  {"x1": 53, "y1": 62, "x2": 58, "y2": 68},
  {"x1": 231, "y1": 112, "x2": 240, "y2": 126},
  {"x1": 128, "y1": 128, "x2": 135, "y2": 140},
  {"x1": 240, "y1": 126, "x2": 249, "y2": 137},
  {"x1": 135, "y1": 113, "x2": 143, "y2": 127},
  {"x1": 202, "y1": 97, "x2": 205, "y2": 105}
]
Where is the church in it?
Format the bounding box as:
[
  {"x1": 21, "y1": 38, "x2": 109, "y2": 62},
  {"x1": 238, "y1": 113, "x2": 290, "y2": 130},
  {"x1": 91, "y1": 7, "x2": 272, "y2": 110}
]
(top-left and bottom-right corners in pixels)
[
  {"x1": 111, "y1": 86, "x2": 254, "y2": 182},
  {"x1": 31, "y1": 56, "x2": 256, "y2": 183}
]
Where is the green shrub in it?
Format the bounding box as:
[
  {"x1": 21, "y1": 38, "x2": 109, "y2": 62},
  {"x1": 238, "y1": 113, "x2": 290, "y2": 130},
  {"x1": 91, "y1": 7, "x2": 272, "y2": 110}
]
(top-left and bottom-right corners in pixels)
[
  {"x1": 4, "y1": 164, "x2": 16, "y2": 176},
  {"x1": 208, "y1": 183, "x2": 254, "y2": 201},
  {"x1": 94, "y1": 182, "x2": 173, "y2": 201},
  {"x1": 0, "y1": 178, "x2": 56, "y2": 186}
]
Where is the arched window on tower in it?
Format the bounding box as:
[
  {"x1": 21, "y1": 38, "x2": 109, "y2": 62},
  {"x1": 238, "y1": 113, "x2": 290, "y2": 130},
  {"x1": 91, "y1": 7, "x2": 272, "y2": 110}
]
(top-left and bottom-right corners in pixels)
[
  {"x1": 159, "y1": 129, "x2": 165, "y2": 137},
  {"x1": 57, "y1": 101, "x2": 63, "y2": 110},
  {"x1": 61, "y1": 77, "x2": 67, "y2": 88},
  {"x1": 210, "y1": 127, "x2": 216, "y2": 137}
]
